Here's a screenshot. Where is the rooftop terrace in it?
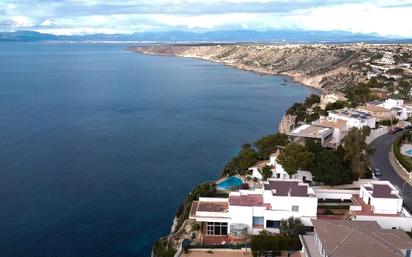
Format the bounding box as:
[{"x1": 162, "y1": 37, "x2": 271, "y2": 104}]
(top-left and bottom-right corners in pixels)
[
  {"x1": 288, "y1": 124, "x2": 333, "y2": 139},
  {"x1": 264, "y1": 180, "x2": 309, "y2": 197}
]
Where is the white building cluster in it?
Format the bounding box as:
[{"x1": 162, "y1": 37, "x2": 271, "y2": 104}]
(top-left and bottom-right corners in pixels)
[{"x1": 189, "y1": 178, "x2": 412, "y2": 242}]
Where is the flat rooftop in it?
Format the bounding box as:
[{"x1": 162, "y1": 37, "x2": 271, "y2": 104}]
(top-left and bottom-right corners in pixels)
[
  {"x1": 288, "y1": 124, "x2": 333, "y2": 139},
  {"x1": 329, "y1": 108, "x2": 372, "y2": 120},
  {"x1": 229, "y1": 194, "x2": 264, "y2": 206},
  {"x1": 372, "y1": 184, "x2": 399, "y2": 199},
  {"x1": 316, "y1": 118, "x2": 347, "y2": 129},
  {"x1": 197, "y1": 201, "x2": 229, "y2": 212},
  {"x1": 358, "y1": 105, "x2": 392, "y2": 113},
  {"x1": 264, "y1": 180, "x2": 309, "y2": 197}
]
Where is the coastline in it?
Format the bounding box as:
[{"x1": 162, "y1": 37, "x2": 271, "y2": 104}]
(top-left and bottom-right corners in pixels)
[
  {"x1": 133, "y1": 47, "x2": 320, "y2": 257},
  {"x1": 128, "y1": 47, "x2": 324, "y2": 92}
]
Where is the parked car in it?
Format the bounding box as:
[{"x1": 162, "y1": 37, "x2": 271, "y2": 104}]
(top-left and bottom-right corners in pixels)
[
  {"x1": 396, "y1": 127, "x2": 404, "y2": 132},
  {"x1": 389, "y1": 127, "x2": 403, "y2": 134},
  {"x1": 405, "y1": 125, "x2": 412, "y2": 130},
  {"x1": 373, "y1": 168, "x2": 382, "y2": 177}
]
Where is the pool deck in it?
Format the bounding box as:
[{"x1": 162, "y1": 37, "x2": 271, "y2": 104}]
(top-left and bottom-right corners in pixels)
[{"x1": 215, "y1": 176, "x2": 244, "y2": 191}]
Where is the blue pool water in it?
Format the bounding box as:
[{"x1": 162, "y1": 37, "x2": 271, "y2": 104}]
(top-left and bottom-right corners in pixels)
[
  {"x1": 217, "y1": 176, "x2": 244, "y2": 190},
  {"x1": 406, "y1": 149, "x2": 412, "y2": 155}
]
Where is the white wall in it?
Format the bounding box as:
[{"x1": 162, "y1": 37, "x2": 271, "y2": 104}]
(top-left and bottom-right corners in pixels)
[
  {"x1": 371, "y1": 197, "x2": 403, "y2": 214},
  {"x1": 354, "y1": 215, "x2": 412, "y2": 231},
  {"x1": 314, "y1": 189, "x2": 357, "y2": 200},
  {"x1": 263, "y1": 191, "x2": 318, "y2": 218},
  {"x1": 328, "y1": 112, "x2": 376, "y2": 129}
]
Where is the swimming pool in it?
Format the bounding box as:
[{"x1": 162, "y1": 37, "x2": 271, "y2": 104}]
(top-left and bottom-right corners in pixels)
[
  {"x1": 217, "y1": 176, "x2": 243, "y2": 190},
  {"x1": 406, "y1": 149, "x2": 412, "y2": 155}
]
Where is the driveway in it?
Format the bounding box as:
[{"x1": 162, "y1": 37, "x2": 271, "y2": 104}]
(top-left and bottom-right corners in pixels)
[{"x1": 369, "y1": 132, "x2": 412, "y2": 210}]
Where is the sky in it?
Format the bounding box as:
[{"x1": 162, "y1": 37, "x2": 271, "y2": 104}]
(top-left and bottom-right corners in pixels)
[{"x1": 0, "y1": 0, "x2": 411, "y2": 37}]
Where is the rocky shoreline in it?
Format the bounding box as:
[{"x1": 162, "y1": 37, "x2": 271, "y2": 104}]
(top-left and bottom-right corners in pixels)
[{"x1": 129, "y1": 43, "x2": 371, "y2": 92}]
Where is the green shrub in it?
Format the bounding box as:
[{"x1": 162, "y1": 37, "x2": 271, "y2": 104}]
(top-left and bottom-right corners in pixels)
[
  {"x1": 191, "y1": 222, "x2": 201, "y2": 231},
  {"x1": 152, "y1": 239, "x2": 176, "y2": 257},
  {"x1": 394, "y1": 131, "x2": 412, "y2": 172},
  {"x1": 250, "y1": 230, "x2": 302, "y2": 257}
]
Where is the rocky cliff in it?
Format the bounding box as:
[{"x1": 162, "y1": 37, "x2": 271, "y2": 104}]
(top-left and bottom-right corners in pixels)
[
  {"x1": 278, "y1": 114, "x2": 296, "y2": 134},
  {"x1": 130, "y1": 44, "x2": 367, "y2": 91}
]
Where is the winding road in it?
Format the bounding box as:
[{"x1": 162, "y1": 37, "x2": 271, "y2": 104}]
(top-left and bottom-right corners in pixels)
[{"x1": 369, "y1": 132, "x2": 412, "y2": 210}]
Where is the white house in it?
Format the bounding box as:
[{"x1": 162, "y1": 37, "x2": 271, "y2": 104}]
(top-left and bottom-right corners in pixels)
[
  {"x1": 312, "y1": 117, "x2": 348, "y2": 148},
  {"x1": 350, "y1": 181, "x2": 412, "y2": 231},
  {"x1": 368, "y1": 99, "x2": 412, "y2": 120},
  {"x1": 288, "y1": 124, "x2": 334, "y2": 147},
  {"x1": 328, "y1": 108, "x2": 376, "y2": 129},
  {"x1": 189, "y1": 179, "x2": 318, "y2": 240},
  {"x1": 314, "y1": 180, "x2": 412, "y2": 232},
  {"x1": 249, "y1": 152, "x2": 312, "y2": 182}
]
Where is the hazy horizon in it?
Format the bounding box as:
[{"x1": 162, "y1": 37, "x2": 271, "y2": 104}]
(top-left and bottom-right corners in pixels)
[{"x1": 1, "y1": 1, "x2": 411, "y2": 38}]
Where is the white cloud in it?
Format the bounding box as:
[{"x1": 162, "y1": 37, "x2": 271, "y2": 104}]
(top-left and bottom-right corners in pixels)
[
  {"x1": 285, "y1": 3, "x2": 412, "y2": 37},
  {"x1": 40, "y1": 19, "x2": 53, "y2": 26},
  {"x1": 10, "y1": 16, "x2": 32, "y2": 27},
  {"x1": 1, "y1": 0, "x2": 412, "y2": 37}
]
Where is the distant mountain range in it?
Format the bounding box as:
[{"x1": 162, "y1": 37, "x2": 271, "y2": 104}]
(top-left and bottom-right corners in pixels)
[{"x1": 1, "y1": 30, "x2": 411, "y2": 43}]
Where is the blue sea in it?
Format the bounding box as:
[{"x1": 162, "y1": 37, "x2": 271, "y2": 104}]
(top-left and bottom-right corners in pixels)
[{"x1": 0, "y1": 43, "x2": 316, "y2": 257}]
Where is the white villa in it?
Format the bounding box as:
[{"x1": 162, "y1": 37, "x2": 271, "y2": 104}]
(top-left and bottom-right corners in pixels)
[
  {"x1": 248, "y1": 152, "x2": 313, "y2": 182},
  {"x1": 366, "y1": 99, "x2": 412, "y2": 121},
  {"x1": 328, "y1": 108, "x2": 376, "y2": 129},
  {"x1": 351, "y1": 181, "x2": 412, "y2": 231},
  {"x1": 288, "y1": 124, "x2": 334, "y2": 147},
  {"x1": 315, "y1": 180, "x2": 412, "y2": 232},
  {"x1": 312, "y1": 117, "x2": 348, "y2": 148},
  {"x1": 189, "y1": 179, "x2": 317, "y2": 242}
]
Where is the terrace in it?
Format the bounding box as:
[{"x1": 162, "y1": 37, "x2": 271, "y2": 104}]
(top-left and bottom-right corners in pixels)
[{"x1": 288, "y1": 124, "x2": 333, "y2": 147}]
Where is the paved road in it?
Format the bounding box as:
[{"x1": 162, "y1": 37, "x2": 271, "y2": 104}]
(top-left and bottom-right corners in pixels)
[{"x1": 370, "y1": 132, "x2": 412, "y2": 210}]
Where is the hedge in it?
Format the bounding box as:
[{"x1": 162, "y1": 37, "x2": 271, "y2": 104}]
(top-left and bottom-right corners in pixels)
[
  {"x1": 250, "y1": 234, "x2": 301, "y2": 257},
  {"x1": 393, "y1": 131, "x2": 412, "y2": 173}
]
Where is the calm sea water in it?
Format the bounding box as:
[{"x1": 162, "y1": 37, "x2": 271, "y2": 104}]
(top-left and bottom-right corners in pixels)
[{"x1": 0, "y1": 43, "x2": 316, "y2": 257}]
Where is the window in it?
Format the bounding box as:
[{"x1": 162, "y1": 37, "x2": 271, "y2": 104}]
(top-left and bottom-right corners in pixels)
[
  {"x1": 253, "y1": 217, "x2": 264, "y2": 226},
  {"x1": 266, "y1": 220, "x2": 280, "y2": 228},
  {"x1": 206, "y1": 222, "x2": 228, "y2": 235},
  {"x1": 292, "y1": 205, "x2": 299, "y2": 212}
]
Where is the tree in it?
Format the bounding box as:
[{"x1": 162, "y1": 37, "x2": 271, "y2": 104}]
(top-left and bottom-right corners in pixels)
[
  {"x1": 221, "y1": 143, "x2": 258, "y2": 176},
  {"x1": 277, "y1": 144, "x2": 314, "y2": 175},
  {"x1": 341, "y1": 127, "x2": 374, "y2": 179},
  {"x1": 238, "y1": 144, "x2": 259, "y2": 171},
  {"x1": 345, "y1": 84, "x2": 371, "y2": 106},
  {"x1": 398, "y1": 80, "x2": 412, "y2": 99},
  {"x1": 313, "y1": 149, "x2": 353, "y2": 186},
  {"x1": 254, "y1": 133, "x2": 289, "y2": 159},
  {"x1": 325, "y1": 100, "x2": 346, "y2": 111},
  {"x1": 305, "y1": 138, "x2": 323, "y2": 155},
  {"x1": 261, "y1": 165, "x2": 273, "y2": 181},
  {"x1": 279, "y1": 217, "x2": 306, "y2": 237},
  {"x1": 304, "y1": 94, "x2": 320, "y2": 107},
  {"x1": 366, "y1": 78, "x2": 382, "y2": 88}
]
